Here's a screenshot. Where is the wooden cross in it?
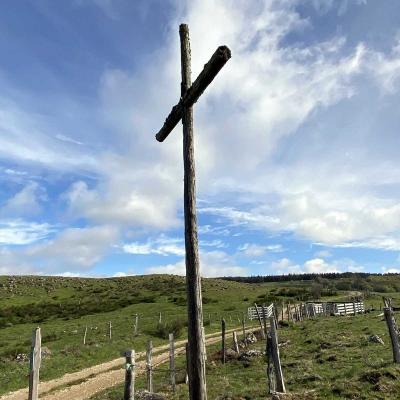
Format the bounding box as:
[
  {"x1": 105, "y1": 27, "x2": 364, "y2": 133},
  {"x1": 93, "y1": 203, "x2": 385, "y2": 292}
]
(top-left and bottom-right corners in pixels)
[{"x1": 154, "y1": 24, "x2": 231, "y2": 400}]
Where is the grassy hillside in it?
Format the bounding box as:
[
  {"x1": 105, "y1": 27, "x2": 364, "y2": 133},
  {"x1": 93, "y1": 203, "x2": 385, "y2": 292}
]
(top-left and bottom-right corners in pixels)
[
  {"x1": 1, "y1": 273, "x2": 400, "y2": 396},
  {"x1": 91, "y1": 312, "x2": 400, "y2": 400}
]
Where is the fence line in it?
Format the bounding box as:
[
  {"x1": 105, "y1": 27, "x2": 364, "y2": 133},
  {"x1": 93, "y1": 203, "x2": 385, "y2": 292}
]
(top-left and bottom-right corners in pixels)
[{"x1": 248, "y1": 303, "x2": 274, "y2": 321}]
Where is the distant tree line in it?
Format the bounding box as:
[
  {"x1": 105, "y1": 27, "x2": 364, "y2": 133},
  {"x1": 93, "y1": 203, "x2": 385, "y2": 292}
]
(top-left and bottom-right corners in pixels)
[{"x1": 219, "y1": 272, "x2": 399, "y2": 284}]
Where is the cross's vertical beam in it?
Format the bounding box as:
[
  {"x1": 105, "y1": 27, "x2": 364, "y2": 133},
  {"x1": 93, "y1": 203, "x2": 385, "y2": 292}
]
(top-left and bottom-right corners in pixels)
[{"x1": 180, "y1": 23, "x2": 207, "y2": 400}]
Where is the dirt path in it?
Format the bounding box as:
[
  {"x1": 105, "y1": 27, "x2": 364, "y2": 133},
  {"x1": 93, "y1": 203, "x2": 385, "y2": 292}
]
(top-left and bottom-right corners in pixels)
[{"x1": 1, "y1": 326, "x2": 255, "y2": 400}]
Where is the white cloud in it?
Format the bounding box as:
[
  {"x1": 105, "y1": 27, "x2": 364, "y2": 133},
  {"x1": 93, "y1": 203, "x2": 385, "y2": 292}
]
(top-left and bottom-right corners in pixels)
[
  {"x1": 0, "y1": 225, "x2": 120, "y2": 273},
  {"x1": 198, "y1": 225, "x2": 230, "y2": 236},
  {"x1": 238, "y1": 243, "x2": 267, "y2": 257},
  {"x1": 270, "y1": 256, "x2": 361, "y2": 275},
  {"x1": 330, "y1": 236, "x2": 400, "y2": 251},
  {"x1": 1, "y1": 182, "x2": 46, "y2": 217},
  {"x1": 122, "y1": 235, "x2": 185, "y2": 257},
  {"x1": 0, "y1": 220, "x2": 54, "y2": 245},
  {"x1": 382, "y1": 268, "x2": 400, "y2": 274},
  {"x1": 55, "y1": 134, "x2": 84, "y2": 146},
  {"x1": 314, "y1": 250, "x2": 332, "y2": 258},
  {"x1": 2, "y1": 0, "x2": 400, "y2": 275},
  {"x1": 238, "y1": 243, "x2": 285, "y2": 256},
  {"x1": 113, "y1": 271, "x2": 127, "y2": 277},
  {"x1": 0, "y1": 99, "x2": 98, "y2": 171},
  {"x1": 146, "y1": 250, "x2": 247, "y2": 277},
  {"x1": 199, "y1": 239, "x2": 227, "y2": 248},
  {"x1": 0, "y1": 225, "x2": 118, "y2": 275}
]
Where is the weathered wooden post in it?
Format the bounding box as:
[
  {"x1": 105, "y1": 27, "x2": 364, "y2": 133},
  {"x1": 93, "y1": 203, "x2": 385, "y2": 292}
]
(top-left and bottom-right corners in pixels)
[
  {"x1": 269, "y1": 316, "x2": 285, "y2": 393},
  {"x1": 266, "y1": 330, "x2": 275, "y2": 394},
  {"x1": 124, "y1": 350, "x2": 135, "y2": 400},
  {"x1": 154, "y1": 23, "x2": 231, "y2": 400},
  {"x1": 254, "y1": 303, "x2": 266, "y2": 339},
  {"x1": 83, "y1": 325, "x2": 88, "y2": 345},
  {"x1": 109, "y1": 321, "x2": 112, "y2": 340},
  {"x1": 185, "y1": 343, "x2": 189, "y2": 385},
  {"x1": 146, "y1": 340, "x2": 153, "y2": 392},
  {"x1": 169, "y1": 333, "x2": 176, "y2": 392},
  {"x1": 159, "y1": 312, "x2": 162, "y2": 325},
  {"x1": 233, "y1": 331, "x2": 239, "y2": 354},
  {"x1": 383, "y1": 298, "x2": 400, "y2": 363},
  {"x1": 274, "y1": 304, "x2": 279, "y2": 324},
  {"x1": 202, "y1": 326, "x2": 207, "y2": 361},
  {"x1": 353, "y1": 301, "x2": 356, "y2": 316},
  {"x1": 305, "y1": 303, "x2": 310, "y2": 319},
  {"x1": 134, "y1": 314, "x2": 139, "y2": 336},
  {"x1": 262, "y1": 304, "x2": 268, "y2": 336},
  {"x1": 28, "y1": 327, "x2": 41, "y2": 400},
  {"x1": 242, "y1": 314, "x2": 246, "y2": 346},
  {"x1": 221, "y1": 318, "x2": 226, "y2": 364}
]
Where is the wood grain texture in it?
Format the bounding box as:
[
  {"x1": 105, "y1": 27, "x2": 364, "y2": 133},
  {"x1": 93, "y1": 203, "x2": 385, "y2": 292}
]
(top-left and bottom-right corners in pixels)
[
  {"x1": 146, "y1": 341, "x2": 153, "y2": 392},
  {"x1": 28, "y1": 327, "x2": 41, "y2": 400},
  {"x1": 169, "y1": 334, "x2": 176, "y2": 392},
  {"x1": 180, "y1": 23, "x2": 207, "y2": 400},
  {"x1": 269, "y1": 316, "x2": 286, "y2": 393},
  {"x1": 383, "y1": 300, "x2": 400, "y2": 363},
  {"x1": 155, "y1": 45, "x2": 231, "y2": 142},
  {"x1": 123, "y1": 350, "x2": 135, "y2": 400}
]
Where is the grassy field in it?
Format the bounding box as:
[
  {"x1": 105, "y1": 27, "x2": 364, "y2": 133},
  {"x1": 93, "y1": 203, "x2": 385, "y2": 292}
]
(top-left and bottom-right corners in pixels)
[
  {"x1": 1, "y1": 273, "x2": 400, "y2": 397},
  {"x1": 90, "y1": 311, "x2": 400, "y2": 400}
]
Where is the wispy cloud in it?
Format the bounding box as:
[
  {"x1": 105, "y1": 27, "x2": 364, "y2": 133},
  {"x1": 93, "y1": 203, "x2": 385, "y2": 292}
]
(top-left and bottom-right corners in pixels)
[{"x1": 0, "y1": 220, "x2": 55, "y2": 245}]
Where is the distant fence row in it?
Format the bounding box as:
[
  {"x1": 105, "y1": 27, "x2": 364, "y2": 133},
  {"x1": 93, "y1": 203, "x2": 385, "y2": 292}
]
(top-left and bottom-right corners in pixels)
[
  {"x1": 248, "y1": 301, "x2": 365, "y2": 320},
  {"x1": 307, "y1": 301, "x2": 365, "y2": 316},
  {"x1": 247, "y1": 303, "x2": 274, "y2": 321}
]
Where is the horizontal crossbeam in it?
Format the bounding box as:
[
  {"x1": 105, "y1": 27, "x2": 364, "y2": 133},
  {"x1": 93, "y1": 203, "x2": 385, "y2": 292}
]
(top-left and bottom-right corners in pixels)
[{"x1": 155, "y1": 45, "x2": 231, "y2": 142}]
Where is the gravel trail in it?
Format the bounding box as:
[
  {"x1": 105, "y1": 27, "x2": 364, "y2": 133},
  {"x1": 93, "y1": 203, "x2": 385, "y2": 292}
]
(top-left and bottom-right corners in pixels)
[{"x1": 1, "y1": 327, "x2": 252, "y2": 400}]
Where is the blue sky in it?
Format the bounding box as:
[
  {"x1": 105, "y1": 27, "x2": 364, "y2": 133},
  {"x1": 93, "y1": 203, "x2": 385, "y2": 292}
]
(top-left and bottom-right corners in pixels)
[{"x1": 1, "y1": 0, "x2": 400, "y2": 277}]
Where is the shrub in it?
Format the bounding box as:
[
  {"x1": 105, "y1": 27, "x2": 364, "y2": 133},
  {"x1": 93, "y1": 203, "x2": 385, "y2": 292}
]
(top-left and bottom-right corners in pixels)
[{"x1": 154, "y1": 319, "x2": 186, "y2": 339}]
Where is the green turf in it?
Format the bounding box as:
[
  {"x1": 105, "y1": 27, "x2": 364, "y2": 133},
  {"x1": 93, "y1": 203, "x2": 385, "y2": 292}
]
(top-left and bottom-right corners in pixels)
[
  {"x1": 1, "y1": 273, "x2": 400, "y2": 397},
  {"x1": 90, "y1": 312, "x2": 400, "y2": 400}
]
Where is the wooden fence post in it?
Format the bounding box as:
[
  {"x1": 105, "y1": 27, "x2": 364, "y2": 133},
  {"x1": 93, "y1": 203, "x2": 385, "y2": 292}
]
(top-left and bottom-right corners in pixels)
[
  {"x1": 28, "y1": 327, "x2": 41, "y2": 400},
  {"x1": 269, "y1": 316, "x2": 285, "y2": 393},
  {"x1": 262, "y1": 305, "x2": 268, "y2": 336},
  {"x1": 83, "y1": 326, "x2": 88, "y2": 345},
  {"x1": 169, "y1": 333, "x2": 176, "y2": 392},
  {"x1": 146, "y1": 340, "x2": 153, "y2": 392},
  {"x1": 109, "y1": 321, "x2": 112, "y2": 340},
  {"x1": 287, "y1": 303, "x2": 291, "y2": 322},
  {"x1": 274, "y1": 304, "x2": 279, "y2": 324},
  {"x1": 185, "y1": 343, "x2": 189, "y2": 384},
  {"x1": 134, "y1": 314, "x2": 139, "y2": 336},
  {"x1": 266, "y1": 330, "x2": 275, "y2": 394},
  {"x1": 202, "y1": 326, "x2": 207, "y2": 361},
  {"x1": 383, "y1": 298, "x2": 400, "y2": 363},
  {"x1": 242, "y1": 314, "x2": 246, "y2": 346},
  {"x1": 159, "y1": 312, "x2": 162, "y2": 325},
  {"x1": 124, "y1": 350, "x2": 135, "y2": 400},
  {"x1": 221, "y1": 318, "x2": 226, "y2": 364},
  {"x1": 353, "y1": 302, "x2": 356, "y2": 316},
  {"x1": 233, "y1": 331, "x2": 239, "y2": 354},
  {"x1": 294, "y1": 304, "x2": 299, "y2": 321},
  {"x1": 254, "y1": 303, "x2": 265, "y2": 339}
]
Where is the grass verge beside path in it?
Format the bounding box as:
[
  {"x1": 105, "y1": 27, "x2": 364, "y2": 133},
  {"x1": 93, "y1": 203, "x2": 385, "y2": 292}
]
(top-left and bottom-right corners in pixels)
[{"x1": 91, "y1": 311, "x2": 400, "y2": 400}]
